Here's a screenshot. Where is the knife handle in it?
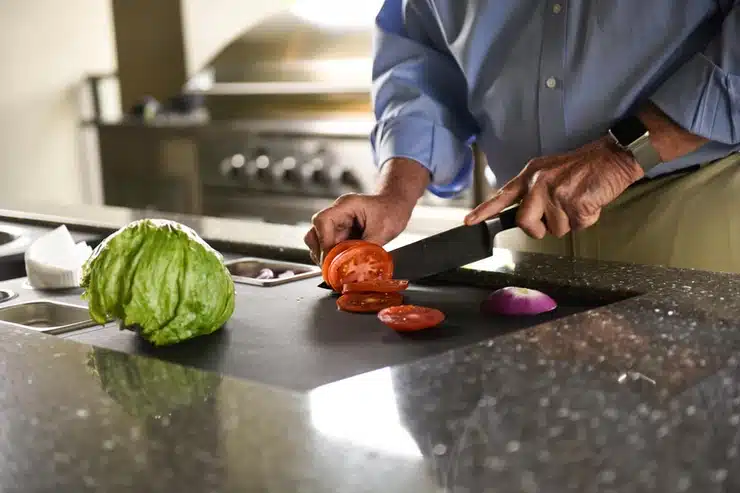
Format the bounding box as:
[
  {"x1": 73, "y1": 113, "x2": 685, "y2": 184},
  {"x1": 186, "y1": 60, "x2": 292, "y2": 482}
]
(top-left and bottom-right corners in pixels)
[
  {"x1": 347, "y1": 219, "x2": 364, "y2": 240},
  {"x1": 495, "y1": 204, "x2": 520, "y2": 231},
  {"x1": 485, "y1": 203, "x2": 548, "y2": 235}
]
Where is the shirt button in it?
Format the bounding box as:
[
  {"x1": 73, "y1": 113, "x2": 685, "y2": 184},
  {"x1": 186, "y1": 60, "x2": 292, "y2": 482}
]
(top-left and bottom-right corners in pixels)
[
  {"x1": 553, "y1": 3, "x2": 562, "y2": 13},
  {"x1": 545, "y1": 77, "x2": 557, "y2": 89}
]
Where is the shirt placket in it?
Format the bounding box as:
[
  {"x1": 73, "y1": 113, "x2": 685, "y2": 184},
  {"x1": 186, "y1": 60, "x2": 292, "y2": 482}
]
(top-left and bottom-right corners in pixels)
[{"x1": 537, "y1": 0, "x2": 568, "y2": 156}]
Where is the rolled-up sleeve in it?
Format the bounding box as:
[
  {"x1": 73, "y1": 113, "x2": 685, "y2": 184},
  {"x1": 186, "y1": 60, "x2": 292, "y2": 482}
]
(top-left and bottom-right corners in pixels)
[
  {"x1": 649, "y1": 1, "x2": 740, "y2": 145},
  {"x1": 370, "y1": 0, "x2": 479, "y2": 188}
]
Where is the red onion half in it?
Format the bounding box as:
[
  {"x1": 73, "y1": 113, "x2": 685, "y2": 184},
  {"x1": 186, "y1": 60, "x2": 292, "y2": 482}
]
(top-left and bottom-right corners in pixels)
[{"x1": 481, "y1": 286, "x2": 557, "y2": 316}]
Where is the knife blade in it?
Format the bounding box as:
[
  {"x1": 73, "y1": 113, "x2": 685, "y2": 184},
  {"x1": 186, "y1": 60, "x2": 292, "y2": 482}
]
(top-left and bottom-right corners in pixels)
[
  {"x1": 317, "y1": 204, "x2": 521, "y2": 288},
  {"x1": 390, "y1": 204, "x2": 519, "y2": 281}
]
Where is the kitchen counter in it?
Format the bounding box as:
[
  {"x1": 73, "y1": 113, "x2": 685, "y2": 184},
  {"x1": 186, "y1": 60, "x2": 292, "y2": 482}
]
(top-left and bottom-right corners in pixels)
[
  {"x1": 1, "y1": 199, "x2": 740, "y2": 492},
  {"x1": 0, "y1": 198, "x2": 469, "y2": 255}
]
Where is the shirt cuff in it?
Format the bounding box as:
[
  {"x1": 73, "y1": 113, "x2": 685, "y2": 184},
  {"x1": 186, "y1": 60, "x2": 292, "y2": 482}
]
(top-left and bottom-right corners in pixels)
[
  {"x1": 371, "y1": 115, "x2": 473, "y2": 187},
  {"x1": 649, "y1": 53, "x2": 739, "y2": 145}
]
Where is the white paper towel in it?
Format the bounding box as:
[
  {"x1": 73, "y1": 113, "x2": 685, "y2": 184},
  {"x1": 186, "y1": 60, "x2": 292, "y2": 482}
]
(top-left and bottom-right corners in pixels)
[{"x1": 24, "y1": 225, "x2": 93, "y2": 289}]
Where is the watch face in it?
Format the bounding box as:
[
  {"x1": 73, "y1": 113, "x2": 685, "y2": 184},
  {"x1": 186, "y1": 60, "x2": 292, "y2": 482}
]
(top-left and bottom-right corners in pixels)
[{"x1": 611, "y1": 116, "x2": 648, "y2": 146}]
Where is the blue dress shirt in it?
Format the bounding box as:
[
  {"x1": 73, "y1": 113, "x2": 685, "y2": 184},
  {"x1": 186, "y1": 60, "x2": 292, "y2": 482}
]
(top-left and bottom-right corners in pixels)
[{"x1": 369, "y1": 0, "x2": 740, "y2": 196}]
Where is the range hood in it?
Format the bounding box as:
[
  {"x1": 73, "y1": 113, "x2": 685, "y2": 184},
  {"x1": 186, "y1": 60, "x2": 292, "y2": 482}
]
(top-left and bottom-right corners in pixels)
[{"x1": 189, "y1": 4, "x2": 381, "y2": 121}]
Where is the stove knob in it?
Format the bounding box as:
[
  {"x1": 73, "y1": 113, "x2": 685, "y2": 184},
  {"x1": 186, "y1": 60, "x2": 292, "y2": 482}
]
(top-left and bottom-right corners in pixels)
[
  {"x1": 339, "y1": 169, "x2": 361, "y2": 190},
  {"x1": 284, "y1": 167, "x2": 302, "y2": 185},
  {"x1": 312, "y1": 168, "x2": 331, "y2": 186},
  {"x1": 327, "y1": 164, "x2": 354, "y2": 186},
  {"x1": 220, "y1": 153, "x2": 246, "y2": 178},
  {"x1": 284, "y1": 157, "x2": 309, "y2": 185},
  {"x1": 250, "y1": 153, "x2": 271, "y2": 182},
  {"x1": 272, "y1": 156, "x2": 296, "y2": 181}
]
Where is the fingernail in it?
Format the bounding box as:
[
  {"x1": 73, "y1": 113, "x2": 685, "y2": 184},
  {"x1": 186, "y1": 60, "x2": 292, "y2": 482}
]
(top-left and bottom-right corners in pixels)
[{"x1": 464, "y1": 213, "x2": 477, "y2": 225}]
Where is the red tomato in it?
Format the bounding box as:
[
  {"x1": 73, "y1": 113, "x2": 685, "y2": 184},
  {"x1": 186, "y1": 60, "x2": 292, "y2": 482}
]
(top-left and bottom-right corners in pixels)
[
  {"x1": 336, "y1": 292, "x2": 404, "y2": 313},
  {"x1": 327, "y1": 243, "x2": 394, "y2": 292},
  {"x1": 321, "y1": 240, "x2": 367, "y2": 284},
  {"x1": 377, "y1": 305, "x2": 445, "y2": 332},
  {"x1": 342, "y1": 279, "x2": 409, "y2": 294}
]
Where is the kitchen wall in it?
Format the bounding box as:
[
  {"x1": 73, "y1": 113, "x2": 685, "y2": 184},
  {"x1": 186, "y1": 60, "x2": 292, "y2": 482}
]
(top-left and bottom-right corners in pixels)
[
  {"x1": 0, "y1": 0, "x2": 292, "y2": 206},
  {"x1": 0, "y1": 0, "x2": 117, "y2": 205}
]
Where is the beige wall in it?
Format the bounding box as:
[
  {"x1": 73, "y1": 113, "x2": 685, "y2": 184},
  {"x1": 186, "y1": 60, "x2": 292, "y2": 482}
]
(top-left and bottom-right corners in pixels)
[
  {"x1": 0, "y1": 0, "x2": 293, "y2": 206},
  {"x1": 0, "y1": 0, "x2": 117, "y2": 205}
]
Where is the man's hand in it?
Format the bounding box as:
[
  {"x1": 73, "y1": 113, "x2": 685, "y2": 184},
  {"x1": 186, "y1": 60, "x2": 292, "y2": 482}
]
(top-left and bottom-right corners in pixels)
[
  {"x1": 464, "y1": 102, "x2": 709, "y2": 239},
  {"x1": 464, "y1": 137, "x2": 644, "y2": 239},
  {"x1": 304, "y1": 193, "x2": 415, "y2": 265},
  {"x1": 304, "y1": 157, "x2": 431, "y2": 264}
]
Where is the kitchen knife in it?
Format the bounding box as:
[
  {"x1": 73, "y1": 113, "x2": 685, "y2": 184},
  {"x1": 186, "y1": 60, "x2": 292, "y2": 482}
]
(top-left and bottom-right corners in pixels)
[{"x1": 317, "y1": 204, "x2": 522, "y2": 288}]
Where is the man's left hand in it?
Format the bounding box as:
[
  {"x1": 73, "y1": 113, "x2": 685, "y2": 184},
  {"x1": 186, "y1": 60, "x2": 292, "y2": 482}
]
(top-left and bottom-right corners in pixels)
[{"x1": 464, "y1": 136, "x2": 645, "y2": 239}]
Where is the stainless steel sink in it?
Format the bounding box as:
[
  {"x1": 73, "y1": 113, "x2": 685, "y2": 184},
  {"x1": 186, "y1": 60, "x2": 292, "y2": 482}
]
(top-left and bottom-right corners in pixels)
[
  {"x1": 0, "y1": 230, "x2": 16, "y2": 246},
  {"x1": 225, "y1": 257, "x2": 321, "y2": 286},
  {"x1": 0, "y1": 300, "x2": 98, "y2": 334},
  {"x1": 0, "y1": 225, "x2": 30, "y2": 256},
  {"x1": 0, "y1": 289, "x2": 18, "y2": 304}
]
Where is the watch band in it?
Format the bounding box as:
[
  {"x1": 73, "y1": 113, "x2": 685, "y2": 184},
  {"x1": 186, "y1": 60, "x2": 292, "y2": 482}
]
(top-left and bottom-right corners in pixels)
[
  {"x1": 608, "y1": 115, "x2": 663, "y2": 173},
  {"x1": 627, "y1": 132, "x2": 663, "y2": 173}
]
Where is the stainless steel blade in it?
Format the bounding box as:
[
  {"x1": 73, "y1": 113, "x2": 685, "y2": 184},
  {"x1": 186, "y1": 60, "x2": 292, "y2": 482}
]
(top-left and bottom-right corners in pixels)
[
  {"x1": 389, "y1": 222, "x2": 492, "y2": 281},
  {"x1": 389, "y1": 204, "x2": 519, "y2": 281}
]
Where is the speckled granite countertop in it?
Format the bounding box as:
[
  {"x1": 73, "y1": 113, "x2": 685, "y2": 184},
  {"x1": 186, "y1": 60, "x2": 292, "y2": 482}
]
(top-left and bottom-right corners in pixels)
[{"x1": 1, "y1": 200, "x2": 740, "y2": 492}]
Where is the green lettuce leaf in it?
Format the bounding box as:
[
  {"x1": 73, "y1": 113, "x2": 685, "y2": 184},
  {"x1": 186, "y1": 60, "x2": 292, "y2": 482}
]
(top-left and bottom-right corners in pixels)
[{"x1": 80, "y1": 219, "x2": 235, "y2": 346}]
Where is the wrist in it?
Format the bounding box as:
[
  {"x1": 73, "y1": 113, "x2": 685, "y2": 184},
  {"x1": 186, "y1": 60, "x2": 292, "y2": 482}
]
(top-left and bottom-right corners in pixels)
[
  {"x1": 603, "y1": 137, "x2": 645, "y2": 182},
  {"x1": 636, "y1": 102, "x2": 708, "y2": 162},
  {"x1": 375, "y1": 157, "x2": 431, "y2": 207}
]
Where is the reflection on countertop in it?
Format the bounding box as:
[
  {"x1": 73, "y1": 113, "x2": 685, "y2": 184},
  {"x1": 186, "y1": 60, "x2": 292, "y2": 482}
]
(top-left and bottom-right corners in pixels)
[{"x1": 1, "y1": 199, "x2": 740, "y2": 491}]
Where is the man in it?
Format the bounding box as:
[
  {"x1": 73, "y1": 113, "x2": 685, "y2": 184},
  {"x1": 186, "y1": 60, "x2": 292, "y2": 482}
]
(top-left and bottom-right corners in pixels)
[{"x1": 305, "y1": 0, "x2": 739, "y2": 272}]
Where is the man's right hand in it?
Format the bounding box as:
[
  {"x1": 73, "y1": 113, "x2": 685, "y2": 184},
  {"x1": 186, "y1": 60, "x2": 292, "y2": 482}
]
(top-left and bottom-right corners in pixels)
[
  {"x1": 304, "y1": 192, "x2": 415, "y2": 265},
  {"x1": 303, "y1": 157, "x2": 432, "y2": 265}
]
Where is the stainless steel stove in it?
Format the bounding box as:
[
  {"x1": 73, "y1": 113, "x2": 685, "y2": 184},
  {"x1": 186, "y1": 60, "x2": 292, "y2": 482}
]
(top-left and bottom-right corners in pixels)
[
  {"x1": 197, "y1": 119, "x2": 472, "y2": 223},
  {"x1": 92, "y1": 8, "x2": 482, "y2": 226}
]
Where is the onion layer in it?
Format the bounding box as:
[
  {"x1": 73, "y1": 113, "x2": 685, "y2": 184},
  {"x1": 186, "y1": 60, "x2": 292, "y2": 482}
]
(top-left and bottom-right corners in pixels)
[{"x1": 481, "y1": 286, "x2": 557, "y2": 316}]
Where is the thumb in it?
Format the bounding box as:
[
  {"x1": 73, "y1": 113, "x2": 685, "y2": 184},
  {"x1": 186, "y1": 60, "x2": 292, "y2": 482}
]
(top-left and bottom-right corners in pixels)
[{"x1": 465, "y1": 178, "x2": 526, "y2": 225}]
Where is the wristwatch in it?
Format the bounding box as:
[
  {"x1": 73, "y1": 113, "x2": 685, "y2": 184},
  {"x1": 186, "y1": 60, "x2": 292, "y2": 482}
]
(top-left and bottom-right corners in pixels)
[{"x1": 608, "y1": 115, "x2": 663, "y2": 173}]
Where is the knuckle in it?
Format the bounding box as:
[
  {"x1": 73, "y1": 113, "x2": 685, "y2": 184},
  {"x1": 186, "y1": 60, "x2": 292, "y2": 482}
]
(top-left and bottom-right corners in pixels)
[
  {"x1": 551, "y1": 187, "x2": 569, "y2": 204},
  {"x1": 334, "y1": 193, "x2": 360, "y2": 207},
  {"x1": 382, "y1": 217, "x2": 406, "y2": 237},
  {"x1": 310, "y1": 213, "x2": 326, "y2": 229}
]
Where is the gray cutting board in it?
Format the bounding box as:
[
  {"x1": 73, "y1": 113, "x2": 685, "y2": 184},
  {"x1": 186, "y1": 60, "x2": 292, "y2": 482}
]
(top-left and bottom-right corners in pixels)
[{"x1": 65, "y1": 279, "x2": 599, "y2": 391}]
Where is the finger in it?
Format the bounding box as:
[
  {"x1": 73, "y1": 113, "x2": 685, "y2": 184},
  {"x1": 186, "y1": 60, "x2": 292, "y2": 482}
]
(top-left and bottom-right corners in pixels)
[
  {"x1": 544, "y1": 203, "x2": 571, "y2": 238},
  {"x1": 304, "y1": 228, "x2": 321, "y2": 265},
  {"x1": 465, "y1": 178, "x2": 527, "y2": 225},
  {"x1": 517, "y1": 186, "x2": 548, "y2": 239}
]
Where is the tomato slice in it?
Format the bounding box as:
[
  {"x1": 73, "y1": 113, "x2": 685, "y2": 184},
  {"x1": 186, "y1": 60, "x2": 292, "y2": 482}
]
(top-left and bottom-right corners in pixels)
[
  {"x1": 327, "y1": 243, "x2": 394, "y2": 292},
  {"x1": 377, "y1": 305, "x2": 445, "y2": 332},
  {"x1": 336, "y1": 292, "x2": 404, "y2": 313},
  {"x1": 342, "y1": 279, "x2": 409, "y2": 294},
  {"x1": 321, "y1": 240, "x2": 367, "y2": 283}
]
